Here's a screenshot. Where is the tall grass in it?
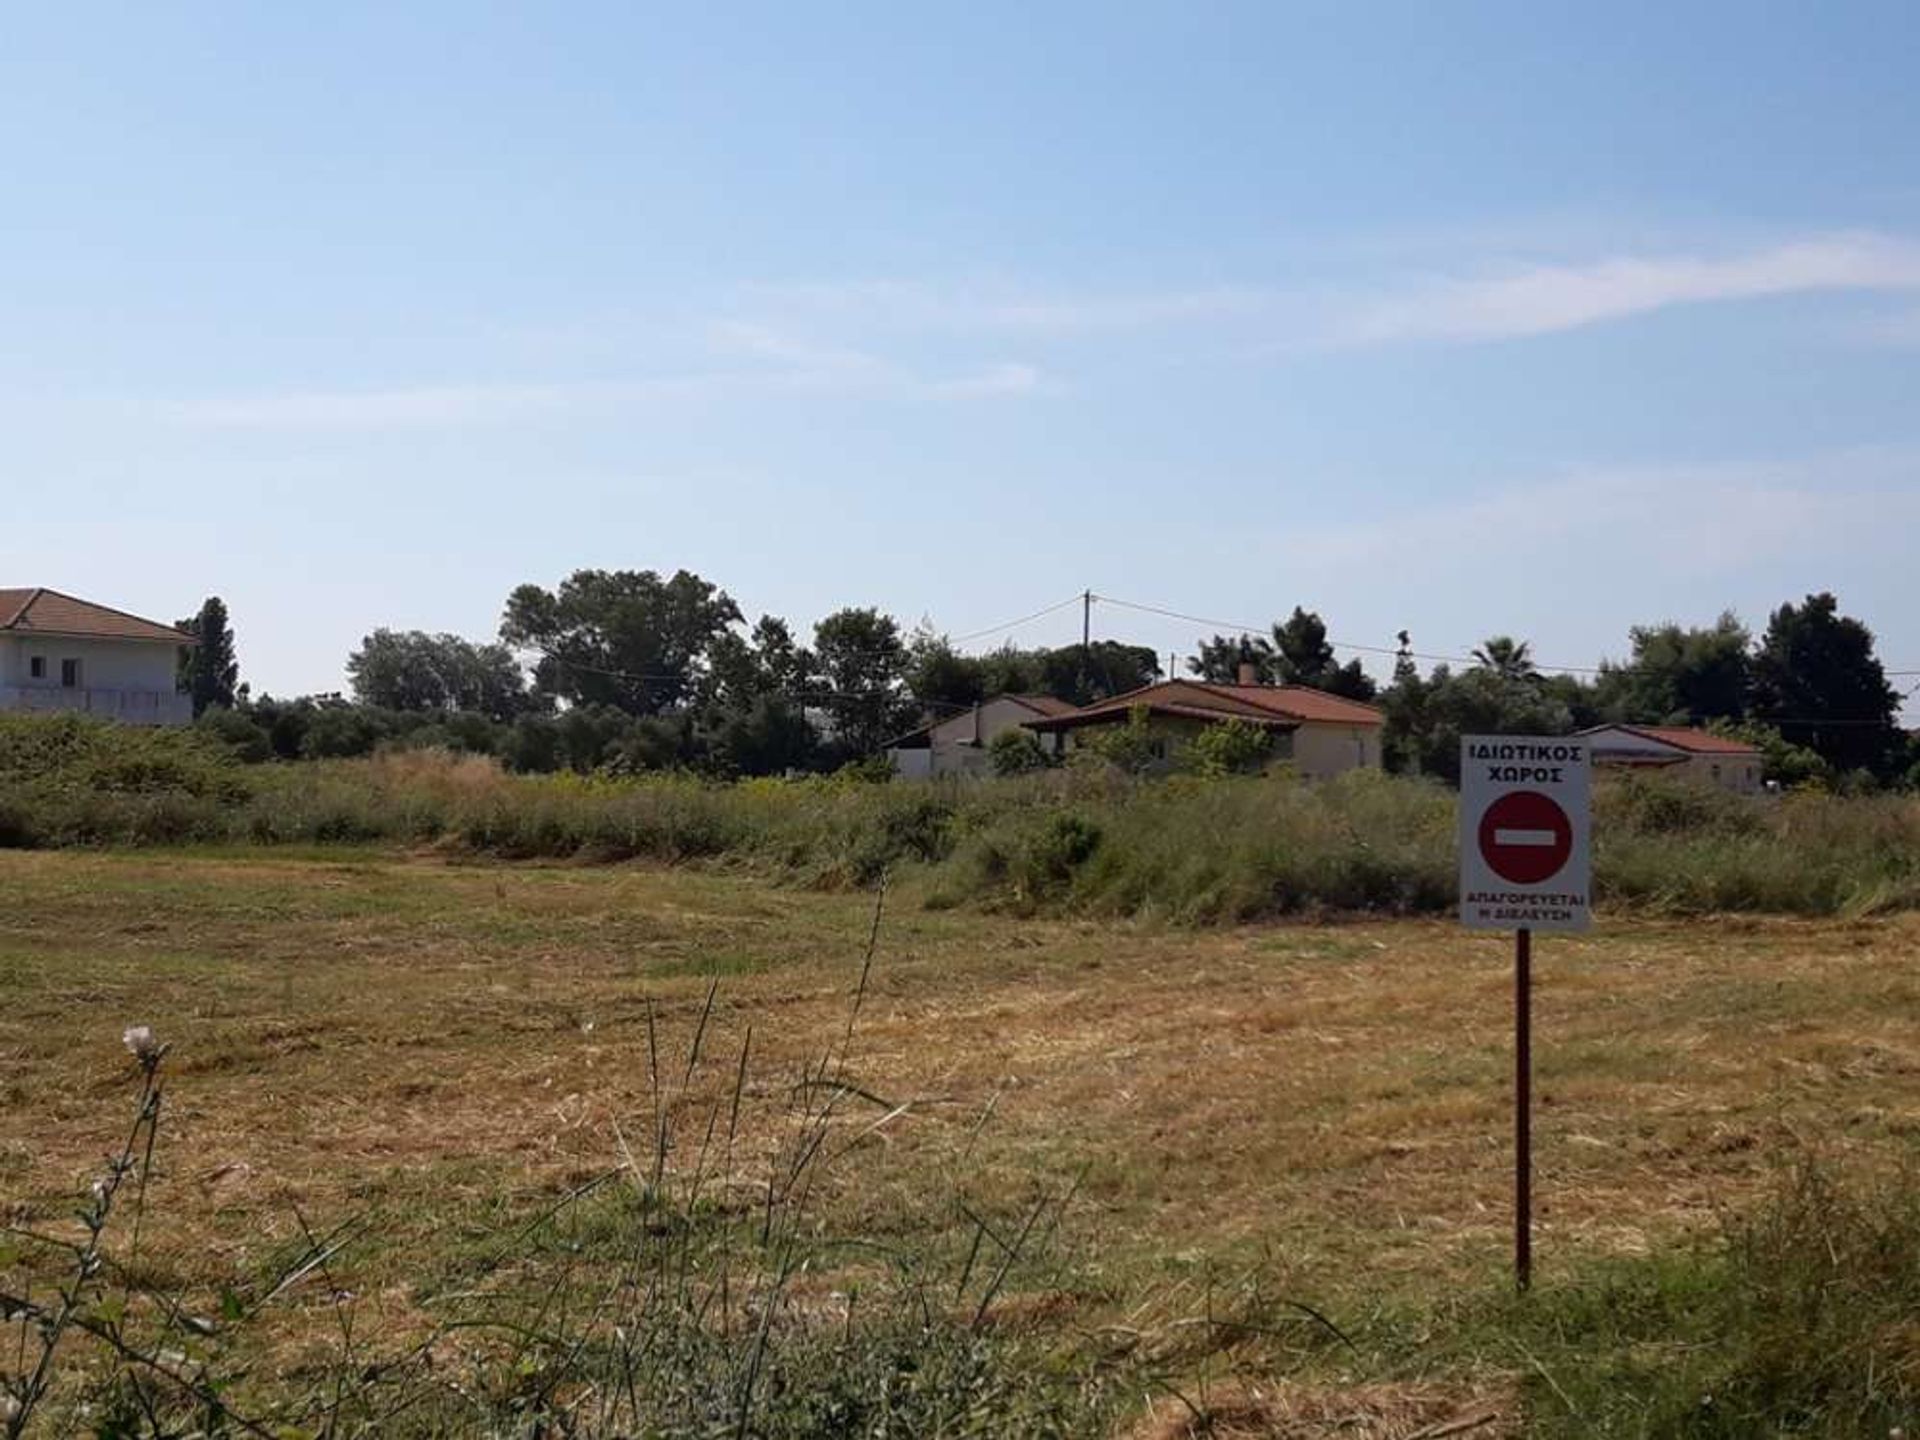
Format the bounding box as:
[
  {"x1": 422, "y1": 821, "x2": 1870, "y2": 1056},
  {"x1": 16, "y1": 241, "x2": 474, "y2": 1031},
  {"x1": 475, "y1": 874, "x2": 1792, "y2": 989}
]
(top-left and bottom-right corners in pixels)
[
  {"x1": 1420, "y1": 1156, "x2": 1920, "y2": 1437},
  {"x1": 2, "y1": 715, "x2": 1917, "y2": 919}
]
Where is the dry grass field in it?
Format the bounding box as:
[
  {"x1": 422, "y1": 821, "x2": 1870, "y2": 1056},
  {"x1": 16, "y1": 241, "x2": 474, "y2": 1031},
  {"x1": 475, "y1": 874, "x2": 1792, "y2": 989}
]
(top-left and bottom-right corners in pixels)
[{"x1": 4, "y1": 847, "x2": 1918, "y2": 1435}]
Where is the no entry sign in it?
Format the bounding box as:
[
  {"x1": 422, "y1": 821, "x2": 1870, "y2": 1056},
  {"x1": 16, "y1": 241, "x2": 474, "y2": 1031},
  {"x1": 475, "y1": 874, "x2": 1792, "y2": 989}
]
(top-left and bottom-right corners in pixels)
[{"x1": 1459, "y1": 736, "x2": 1590, "y2": 932}]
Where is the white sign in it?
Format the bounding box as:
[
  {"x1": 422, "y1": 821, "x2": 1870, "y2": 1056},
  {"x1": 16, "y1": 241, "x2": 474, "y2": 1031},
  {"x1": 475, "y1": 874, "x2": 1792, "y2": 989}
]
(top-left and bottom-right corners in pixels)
[{"x1": 1459, "y1": 736, "x2": 1591, "y2": 932}]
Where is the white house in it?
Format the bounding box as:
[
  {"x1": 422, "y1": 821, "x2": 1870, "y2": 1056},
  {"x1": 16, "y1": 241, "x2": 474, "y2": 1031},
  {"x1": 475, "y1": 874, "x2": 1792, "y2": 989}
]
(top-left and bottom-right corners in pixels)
[
  {"x1": 888, "y1": 693, "x2": 1078, "y2": 777},
  {"x1": 0, "y1": 588, "x2": 196, "y2": 725},
  {"x1": 1578, "y1": 724, "x2": 1763, "y2": 793}
]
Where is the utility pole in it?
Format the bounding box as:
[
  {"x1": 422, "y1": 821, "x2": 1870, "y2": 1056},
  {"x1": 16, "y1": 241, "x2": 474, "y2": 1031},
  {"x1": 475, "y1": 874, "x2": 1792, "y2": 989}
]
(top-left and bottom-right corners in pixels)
[{"x1": 1079, "y1": 589, "x2": 1093, "y2": 701}]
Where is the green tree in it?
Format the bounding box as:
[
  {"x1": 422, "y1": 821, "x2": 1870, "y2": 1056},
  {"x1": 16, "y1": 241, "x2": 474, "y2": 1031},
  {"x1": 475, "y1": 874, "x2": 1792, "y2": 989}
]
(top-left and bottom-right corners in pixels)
[
  {"x1": 1270, "y1": 608, "x2": 1377, "y2": 699},
  {"x1": 812, "y1": 607, "x2": 915, "y2": 759},
  {"x1": 934, "y1": 640, "x2": 1156, "y2": 706},
  {"x1": 695, "y1": 614, "x2": 822, "y2": 775},
  {"x1": 1076, "y1": 706, "x2": 1160, "y2": 774},
  {"x1": 1381, "y1": 631, "x2": 1430, "y2": 774},
  {"x1": 707, "y1": 694, "x2": 815, "y2": 777},
  {"x1": 701, "y1": 615, "x2": 811, "y2": 709},
  {"x1": 976, "y1": 644, "x2": 1045, "y2": 697},
  {"x1": 1190, "y1": 633, "x2": 1275, "y2": 685},
  {"x1": 1388, "y1": 658, "x2": 1575, "y2": 784},
  {"x1": 1184, "y1": 718, "x2": 1275, "y2": 776},
  {"x1": 1471, "y1": 635, "x2": 1536, "y2": 681},
  {"x1": 1710, "y1": 719, "x2": 1831, "y2": 790},
  {"x1": 299, "y1": 701, "x2": 386, "y2": 759},
  {"x1": 1750, "y1": 593, "x2": 1901, "y2": 776},
  {"x1": 1190, "y1": 611, "x2": 1374, "y2": 699},
  {"x1": 1597, "y1": 613, "x2": 1752, "y2": 724},
  {"x1": 347, "y1": 629, "x2": 531, "y2": 720},
  {"x1": 1040, "y1": 641, "x2": 1160, "y2": 704},
  {"x1": 905, "y1": 627, "x2": 987, "y2": 712},
  {"x1": 175, "y1": 596, "x2": 240, "y2": 717},
  {"x1": 501, "y1": 569, "x2": 741, "y2": 715},
  {"x1": 988, "y1": 727, "x2": 1053, "y2": 776}
]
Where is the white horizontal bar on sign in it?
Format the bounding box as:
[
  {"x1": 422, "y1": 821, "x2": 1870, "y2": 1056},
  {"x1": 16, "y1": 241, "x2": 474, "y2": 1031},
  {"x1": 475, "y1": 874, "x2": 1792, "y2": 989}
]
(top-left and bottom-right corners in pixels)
[{"x1": 1494, "y1": 829, "x2": 1559, "y2": 847}]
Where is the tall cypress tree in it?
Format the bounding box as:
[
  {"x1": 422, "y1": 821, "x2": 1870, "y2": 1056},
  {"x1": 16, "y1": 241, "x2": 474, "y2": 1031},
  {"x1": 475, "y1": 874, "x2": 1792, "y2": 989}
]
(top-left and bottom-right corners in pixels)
[{"x1": 176, "y1": 596, "x2": 240, "y2": 716}]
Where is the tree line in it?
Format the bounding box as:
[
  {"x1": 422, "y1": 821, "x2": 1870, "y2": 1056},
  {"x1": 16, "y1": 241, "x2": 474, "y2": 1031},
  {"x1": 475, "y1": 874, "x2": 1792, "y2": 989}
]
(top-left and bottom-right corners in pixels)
[
  {"x1": 174, "y1": 571, "x2": 1161, "y2": 776},
  {"x1": 172, "y1": 577, "x2": 1917, "y2": 788},
  {"x1": 1377, "y1": 596, "x2": 1913, "y2": 787}
]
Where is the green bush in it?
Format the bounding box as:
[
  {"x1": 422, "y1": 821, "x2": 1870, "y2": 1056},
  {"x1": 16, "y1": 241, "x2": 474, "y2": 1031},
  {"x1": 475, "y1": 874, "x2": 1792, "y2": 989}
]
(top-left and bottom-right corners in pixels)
[
  {"x1": 1437, "y1": 1158, "x2": 1920, "y2": 1437},
  {"x1": 1, "y1": 714, "x2": 1917, "y2": 921},
  {"x1": 1182, "y1": 718, "x2": 1274, "y2": 777},
  {"x1": 989, "y1": 727, "x2": 1054, "y2": 776}
]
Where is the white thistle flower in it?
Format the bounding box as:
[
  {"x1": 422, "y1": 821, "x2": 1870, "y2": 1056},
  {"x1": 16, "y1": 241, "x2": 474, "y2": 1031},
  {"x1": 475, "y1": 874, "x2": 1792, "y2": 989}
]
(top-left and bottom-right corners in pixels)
[
  {"x1": 122, "y1": 1025, "x2": 160, "y2": 1061},
  {"x1": 1, "y1": 1393, "x2": 22, "y2": 1422}
]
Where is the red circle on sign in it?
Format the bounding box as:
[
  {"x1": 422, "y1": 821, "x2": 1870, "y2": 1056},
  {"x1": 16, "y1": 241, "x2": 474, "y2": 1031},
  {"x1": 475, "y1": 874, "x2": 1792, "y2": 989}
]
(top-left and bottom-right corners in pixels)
[{"x1": 1477, "y1": 791, "x2": 1573, "y2": 885}]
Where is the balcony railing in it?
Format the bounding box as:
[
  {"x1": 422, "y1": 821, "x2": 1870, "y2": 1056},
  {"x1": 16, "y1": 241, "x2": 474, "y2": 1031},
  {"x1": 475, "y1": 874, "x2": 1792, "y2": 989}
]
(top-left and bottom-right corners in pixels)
[{"x1": 0, "y1": 686, "x2": 193, "y2": 726}]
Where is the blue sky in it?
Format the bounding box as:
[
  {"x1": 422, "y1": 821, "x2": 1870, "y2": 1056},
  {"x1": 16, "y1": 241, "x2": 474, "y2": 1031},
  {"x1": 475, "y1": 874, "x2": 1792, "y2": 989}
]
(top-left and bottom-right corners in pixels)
[{"x1": 6, "y1": 3, "x2": 1920, "y2": 706}]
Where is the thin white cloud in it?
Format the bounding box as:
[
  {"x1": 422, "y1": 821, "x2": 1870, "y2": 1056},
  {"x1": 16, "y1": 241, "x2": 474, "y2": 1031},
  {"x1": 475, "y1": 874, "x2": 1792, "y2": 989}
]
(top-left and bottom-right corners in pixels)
[
  {"x1": 155, "y1": 354, "x2": 1044, "y2": 431},
  {"x1": 739, "y1": 279, "x2": 1278, "y2": 335},
  {"x1": 703, "y1": 319, "x2": 886, "y2": 375},
  {"x1": 148, "y1": 229, "x2": 1920, "y2": 431},
  {"x1": 931, "y1": 361, "x2": 1044, "y2": 398},
  {"x1": 1341, "y1": 232, "x2": 1920, "y2": 344},
  {"x1": 151, "y1": 379, "x2": 711, "y2": 430},
  {"x1": 1292, "y1": 447, "x2": 1920, "y2": 590}
]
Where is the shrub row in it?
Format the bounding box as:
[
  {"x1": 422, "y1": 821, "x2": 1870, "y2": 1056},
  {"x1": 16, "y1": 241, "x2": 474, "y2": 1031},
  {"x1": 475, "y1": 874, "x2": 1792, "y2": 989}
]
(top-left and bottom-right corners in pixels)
[{"x1": 2, "y1": 715, "x2": 1917, "y2": 919}]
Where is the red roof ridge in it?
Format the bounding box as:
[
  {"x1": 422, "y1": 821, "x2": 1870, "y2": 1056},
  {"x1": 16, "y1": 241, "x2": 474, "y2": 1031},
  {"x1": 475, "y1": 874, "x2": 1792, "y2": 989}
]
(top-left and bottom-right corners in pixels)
[
  {"x1": 1024, "y1": 678, "x2": 1384, "y2": 730},
  {"x1": 1, "y1": 587, "x2": 197, "y2": 644},
  {"x1": 0, "y1": 587, "x2": 42, "y2": 629},
  {"x1": 1007, "y1": 692, "x2": 1079, "y2": 717},
  {"x1": 1186, "y1": 680, "x2": 1386, "y2": 722},
  {"x1": 1580, "y1": 723, "x2": 1759, "y2": 756}
]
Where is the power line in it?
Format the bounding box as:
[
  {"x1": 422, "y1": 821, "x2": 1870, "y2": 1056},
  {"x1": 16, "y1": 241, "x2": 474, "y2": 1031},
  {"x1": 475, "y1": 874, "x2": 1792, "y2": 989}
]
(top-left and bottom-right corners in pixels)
[
  {"x1": 519, "y1": 588, "x2": 1918, "y2": 729},
  {"x1": 946, "y1": 593, "x2": 1086, "y2": 646},
  {"x1": 1090, "y1": 591, "x2": 1920, "y2": 681}
]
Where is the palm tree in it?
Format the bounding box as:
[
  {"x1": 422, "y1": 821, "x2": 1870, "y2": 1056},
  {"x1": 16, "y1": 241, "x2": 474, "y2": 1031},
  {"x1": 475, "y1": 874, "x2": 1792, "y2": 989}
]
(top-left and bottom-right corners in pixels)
[{"x1": 1472, "y1": 635, "x2": 1536, "y2": 681}]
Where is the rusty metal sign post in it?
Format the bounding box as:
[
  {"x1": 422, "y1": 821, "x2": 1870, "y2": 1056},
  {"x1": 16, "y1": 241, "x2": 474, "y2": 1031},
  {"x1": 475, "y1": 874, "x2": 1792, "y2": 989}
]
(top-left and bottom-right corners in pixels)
[{"x1": 1459, "y1": 736, "x2": 1591, "y2": 1290}]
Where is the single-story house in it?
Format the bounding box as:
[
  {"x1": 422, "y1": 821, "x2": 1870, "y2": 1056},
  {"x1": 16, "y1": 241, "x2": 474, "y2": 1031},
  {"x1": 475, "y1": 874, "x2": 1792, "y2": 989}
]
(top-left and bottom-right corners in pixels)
[
  {"x1": 1578, "y1": 724, "x2": 1762, "y2": 793},
  {"x1": 0, "y1": 588, "x2": 196, "y2": 726},
  {"x1": 1022, "y1": 677, "x2": 1384, "y2": 778},
  {"x1": 888, "y1": 693, "x2": 1078, "y2": 777}
]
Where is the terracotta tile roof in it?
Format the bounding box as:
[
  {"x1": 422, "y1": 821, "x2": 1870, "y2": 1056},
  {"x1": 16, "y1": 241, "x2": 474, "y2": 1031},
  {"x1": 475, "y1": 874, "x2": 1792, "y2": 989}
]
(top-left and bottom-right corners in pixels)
[
  {"x1": 1025, "y1": 680, "x2": 1383, "y2": 731},
  {"x1": 1009, "y1": 693, "x2": 1080, "y2": 718},
  {"x1": 1635, "y1": 726, "x2": 1760, "y2": 755},
  {"x1": 1581, "y1": 724, "x2": 1759, "y2": 756},
  {"x1": 1194, "y1": 682, "x2": 1385, "y2": 726},
  {"x1": 0, "y1": 588, "x2": 195, "y2": 645}
]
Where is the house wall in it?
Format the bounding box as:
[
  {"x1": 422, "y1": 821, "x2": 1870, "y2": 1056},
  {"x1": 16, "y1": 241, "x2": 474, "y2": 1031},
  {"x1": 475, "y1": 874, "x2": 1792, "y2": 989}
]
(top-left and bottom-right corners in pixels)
[
  {"x1": 0, "y1": 636, "x2": 179, "y2": 691},
  {"x1": 899, "y1": 697, "x2": 1064, "y2": 778},
  {"x1": 1677, "y1": 753, "x2": 1762, "y2": 793},
  {"x1": 1290, "y1": 723, "x2": 1383, "y2": 779},
  {"x1": 0, "y1": 636, "x2": 191, "y2": 725},
  {"x1": 1060, "y1": 713, "x2": 1382, "y2": 778},
  {"x1": 1584, "y1": 727, "x2": 1761, "y2": 794}
]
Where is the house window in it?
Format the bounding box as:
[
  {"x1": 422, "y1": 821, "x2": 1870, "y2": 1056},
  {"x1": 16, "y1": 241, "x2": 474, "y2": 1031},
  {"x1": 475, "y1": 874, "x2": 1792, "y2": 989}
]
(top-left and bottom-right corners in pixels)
[
  {"x1": 60, "y1": 658, "x2": 81, "y2": 689},
  {"x1": 28, "y1": 656, "x2": 45, "y2": 679}
]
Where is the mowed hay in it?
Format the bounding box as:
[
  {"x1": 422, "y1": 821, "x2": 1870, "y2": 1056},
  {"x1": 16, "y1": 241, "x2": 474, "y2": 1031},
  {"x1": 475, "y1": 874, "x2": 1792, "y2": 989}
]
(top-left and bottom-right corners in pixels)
[
  {"x1": 1125, "y1": 1383, "x2": 1515, "y2": 1440},
  {"x1": 4, "y1": 851, "x2": 1919, "y2": 1432}
]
